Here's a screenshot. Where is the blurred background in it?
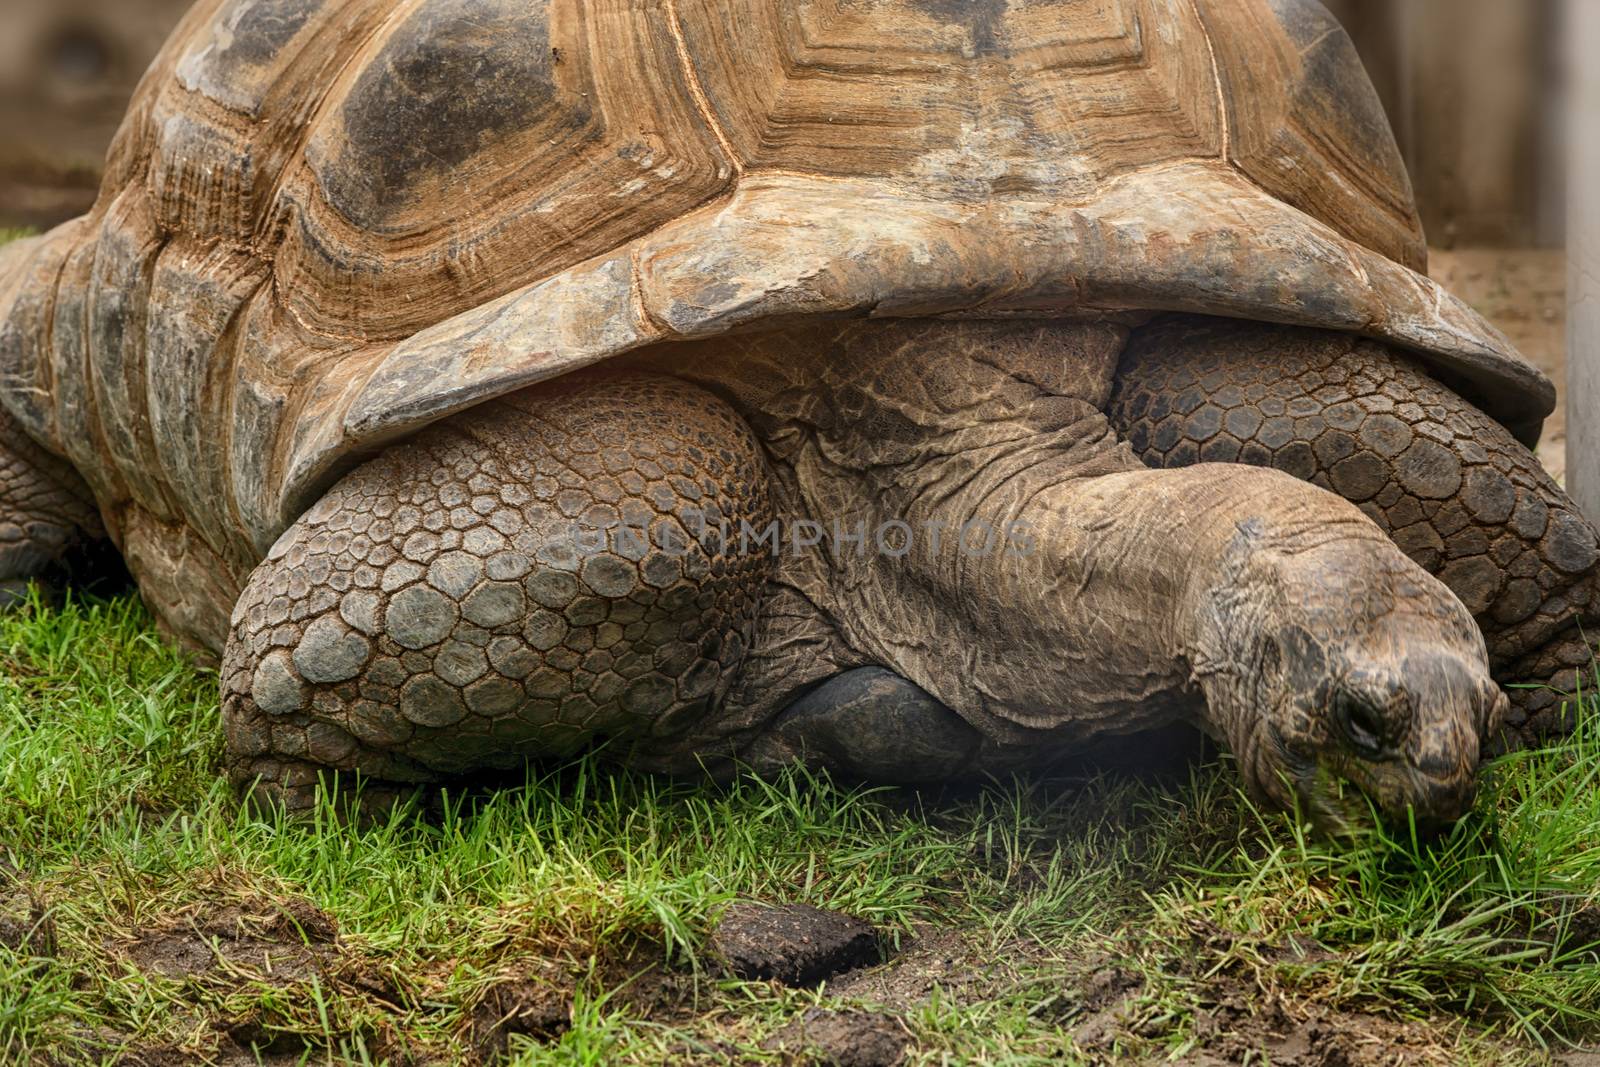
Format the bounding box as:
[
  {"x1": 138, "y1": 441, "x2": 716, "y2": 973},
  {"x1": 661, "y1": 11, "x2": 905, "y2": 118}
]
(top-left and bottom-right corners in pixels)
[
  {"x1": 0, "y1": 0, "x2": 1576, "y2": 478},
  {"x1": 0, "y1": 0, "x2": 192, "y2": 228}
]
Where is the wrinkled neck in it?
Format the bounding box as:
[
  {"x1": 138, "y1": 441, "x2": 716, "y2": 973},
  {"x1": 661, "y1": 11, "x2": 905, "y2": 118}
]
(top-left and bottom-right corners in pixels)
[{"x1": 648, "y1": 317, "x2": 1261, "y2": 744}]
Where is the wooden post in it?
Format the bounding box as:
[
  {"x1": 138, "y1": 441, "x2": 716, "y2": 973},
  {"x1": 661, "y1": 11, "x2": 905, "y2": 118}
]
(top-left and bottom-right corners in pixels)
[{"x1": 1571, "y1": 0, "x2": 1600, "y2": 523}]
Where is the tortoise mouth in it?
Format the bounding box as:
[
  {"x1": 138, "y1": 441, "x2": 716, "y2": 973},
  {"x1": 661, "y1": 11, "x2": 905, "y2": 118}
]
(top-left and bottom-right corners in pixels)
[
  {"x1": 1265, "y1": 725, "x2": 1397, "y2": 839},
  {"x1": 1298, "y1": 762, "x2": 1383, "y2": 839},
  {"x1": 1283, "y1": 749, "x2": 1475, "y2": 840}
]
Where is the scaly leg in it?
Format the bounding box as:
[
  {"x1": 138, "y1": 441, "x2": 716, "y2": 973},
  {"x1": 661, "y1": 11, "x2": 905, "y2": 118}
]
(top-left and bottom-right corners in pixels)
[{"x1": 221, "y1": 371, "x2": 775, "y2": 811}]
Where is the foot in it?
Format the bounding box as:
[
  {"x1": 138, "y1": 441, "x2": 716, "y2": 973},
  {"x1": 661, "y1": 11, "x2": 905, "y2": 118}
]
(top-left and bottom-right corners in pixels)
[
  {"x1": 234, "y1": 757, "x2": 420, "y2": 822},
  {"x1": 1496, "y1": 629, "x2": 1597, "y2": 745}
]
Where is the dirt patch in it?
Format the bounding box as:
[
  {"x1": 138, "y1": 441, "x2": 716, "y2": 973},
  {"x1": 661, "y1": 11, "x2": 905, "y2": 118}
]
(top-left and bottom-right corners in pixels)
[
  {"x1": 99, "y1": 896, "x2": 422, "y2": 1064},
  {"x1": 1050, "y1": 960, "x2": 1491, "y2": 1065},
  {"x1": 599, "y1": 941, "x2": 703, "y2": 1023},
  {"x1": 1525, "y1": 893, "x2": 1600, "y2": 963},
  {"x1": 767, "y1": 1009, "x2": 910, "y2": 1067},
  {"x1": 461, "y1": 939, "x2": 701, "y2": 1062},
  {"x1": 0, "y1": 884, "x2": 55, "y2": 956},
  {"x1": 119, "y1": 897, "x2": 339, "y2": 983},
  {"x1": 101, "y1": 1015, "x2": 418, "y2": 1067},
  {"x1": 1053, "y1": 923, "x2": 1536, "y2": 1066},
  {"x1": 1177, "y1": 986, "x2": 1476, "y2": 1067},
  {"x1": 1062, "y1": 962, "x2": 1147, "y2": 1052},
  {"x1": 0, "y1": 858, "x2": 54, "y2": 956},
  {"x1": 114, "y1": 1039, "x2": 306, "y2": 1067},
  {"x1": 813, "y1": 923, "x2": 1528, "y2": 1065},
  {"x1": 711, "y1": 902, "x2": 881, "y2": 987},
  {"x1": 827, "y1": 925, "x2": 1028, "y2": 1008},
  {"x1": 68, "y1": 1026, "x2": 316, "y2": 1067}
]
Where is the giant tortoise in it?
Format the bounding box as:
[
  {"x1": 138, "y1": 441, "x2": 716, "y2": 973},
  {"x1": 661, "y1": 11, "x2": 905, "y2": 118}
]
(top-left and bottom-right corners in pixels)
[{"x1": 0, "y1": 0, "x2": 1593, "y2": 833}]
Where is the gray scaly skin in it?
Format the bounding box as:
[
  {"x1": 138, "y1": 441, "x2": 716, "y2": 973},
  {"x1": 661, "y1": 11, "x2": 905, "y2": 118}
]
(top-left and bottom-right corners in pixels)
[{"x1": 221, "y1": 373, "x2": 774, "y2": 792}]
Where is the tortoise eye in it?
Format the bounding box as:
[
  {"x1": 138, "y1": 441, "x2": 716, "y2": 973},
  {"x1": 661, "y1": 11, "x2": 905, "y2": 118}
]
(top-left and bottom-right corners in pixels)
[{"x1": 1335, "y1": 691, "x2": 1399, "y2": 760}]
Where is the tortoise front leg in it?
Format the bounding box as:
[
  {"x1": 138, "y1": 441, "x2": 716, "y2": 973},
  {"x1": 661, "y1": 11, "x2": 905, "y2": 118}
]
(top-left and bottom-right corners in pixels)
[
  {"x1": 1110, "y1": 316, "x2": 1600, "y2": 745},
  {"x1": 0, "y1": 405, "x2": 109, "y2": 605},
  {"x1": 221, "y1": 372, "x2": 775, "y2": 812}
]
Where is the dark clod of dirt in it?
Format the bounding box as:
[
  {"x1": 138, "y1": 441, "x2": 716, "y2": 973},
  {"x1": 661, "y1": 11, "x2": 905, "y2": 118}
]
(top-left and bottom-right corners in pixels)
[
  {"x1": 711, "y1": 902, "x2": 880, "y2": 986},
  {"x1": 468, "y1": 978, "x2": 573, "y2": 1062},
  {"x1": 769, "y1": 1009, "x2": 909, "y2": 1067}
]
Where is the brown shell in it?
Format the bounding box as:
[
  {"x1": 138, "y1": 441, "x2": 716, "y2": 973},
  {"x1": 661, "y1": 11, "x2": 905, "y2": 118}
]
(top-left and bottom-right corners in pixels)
[{"x1": 0, "y1": 0, "x2": 1555, "y2": 575}]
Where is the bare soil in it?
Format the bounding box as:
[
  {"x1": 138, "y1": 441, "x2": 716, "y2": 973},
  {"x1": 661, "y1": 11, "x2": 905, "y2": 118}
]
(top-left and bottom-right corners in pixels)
[
  {"x1": 118, "y1": 898, "x2": 339, "y2": 982},
  {"x1": 766, "y1": 1009, "x2": 912, "y2": 1067},
  {"x1": 93, "y1": 896, "x2": 415, "y2": 1065}
]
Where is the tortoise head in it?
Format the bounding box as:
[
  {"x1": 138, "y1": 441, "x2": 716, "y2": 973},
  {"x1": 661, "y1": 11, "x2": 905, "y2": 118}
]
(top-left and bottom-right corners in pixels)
[{"x1": 1192, "y1": 519, "x2": 1505, "y2": 837}]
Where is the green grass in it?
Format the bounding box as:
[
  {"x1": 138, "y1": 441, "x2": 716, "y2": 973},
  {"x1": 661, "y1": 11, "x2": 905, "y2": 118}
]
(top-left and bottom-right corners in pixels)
[{"x1": 1, "y1": 593, "x2": 1598, "y2": 1064}]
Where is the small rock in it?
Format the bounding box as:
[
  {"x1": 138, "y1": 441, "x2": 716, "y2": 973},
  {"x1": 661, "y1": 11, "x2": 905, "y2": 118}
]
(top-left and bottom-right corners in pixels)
[{"x1": 710, "y1": 901, "x2": 879, "y2": 986}]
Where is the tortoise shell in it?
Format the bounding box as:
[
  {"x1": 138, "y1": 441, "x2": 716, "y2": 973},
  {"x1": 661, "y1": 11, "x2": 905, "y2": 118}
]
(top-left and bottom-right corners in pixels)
[{"x1": 0, "y1": 0, "x2": 1554, "y2": 590}]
